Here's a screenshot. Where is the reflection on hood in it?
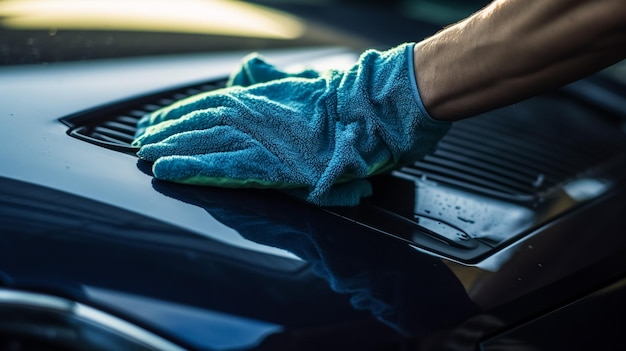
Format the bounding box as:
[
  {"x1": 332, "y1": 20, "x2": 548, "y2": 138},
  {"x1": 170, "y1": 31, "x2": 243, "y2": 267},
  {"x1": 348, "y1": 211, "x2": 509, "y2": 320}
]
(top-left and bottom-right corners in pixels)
[
  {"x1": 0, "y1": 0, "x2": 304, "y2": 39},
  {"x1": 149, "y1": 167, "x2": 479, "y2": 337}
]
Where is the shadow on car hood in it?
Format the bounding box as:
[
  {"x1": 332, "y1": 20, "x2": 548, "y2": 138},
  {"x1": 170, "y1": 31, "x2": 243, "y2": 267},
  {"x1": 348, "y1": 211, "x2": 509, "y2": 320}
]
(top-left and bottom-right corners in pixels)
[{"x1": 0, "y1": 174, "x2": 478, "y2": 349}]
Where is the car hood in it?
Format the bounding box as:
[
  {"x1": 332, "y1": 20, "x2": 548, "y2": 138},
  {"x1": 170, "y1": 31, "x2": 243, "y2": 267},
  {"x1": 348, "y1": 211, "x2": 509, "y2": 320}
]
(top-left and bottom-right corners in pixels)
[
  {"x1": 0, "y1": 47, "x2": 361, "y2": 259},
  {"x1": 0, "y1": 48, "x2": 480, "y2": 350},
  {"x1": 1, "y1": 48, "x2": 625, "y2": 350}
]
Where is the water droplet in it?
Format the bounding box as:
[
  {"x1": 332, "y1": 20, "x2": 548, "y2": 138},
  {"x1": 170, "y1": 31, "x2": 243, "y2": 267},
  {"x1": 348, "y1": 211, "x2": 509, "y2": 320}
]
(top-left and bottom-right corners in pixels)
[
  {"x1": 457, "y1": 216, "x2": 475, "y2": 224},
  {"x1": 456, "y1": 232, "x2": 470, "y2": 240},
  {"x1": 517, "y1": 277, "x2": 523, "y2": 281},
  {"x1": 424, "y1": 210, "x2": 430, "y2": 214},
  {"x1": 528, "y1": 245, "x2": 534, "y2": 249},
  {"x1": 537, "y1": 263, "x2": 543, "y2": 267},
  {"x1": 532, "y1": 173, "x2": 545, "y2": 188}
]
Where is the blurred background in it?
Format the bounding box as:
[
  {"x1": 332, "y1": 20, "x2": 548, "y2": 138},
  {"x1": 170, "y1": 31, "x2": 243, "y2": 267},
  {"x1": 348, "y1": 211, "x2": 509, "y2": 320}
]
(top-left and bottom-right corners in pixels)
[{"x1": 0, "y1": 0, "x2": 490, "y2": 65}]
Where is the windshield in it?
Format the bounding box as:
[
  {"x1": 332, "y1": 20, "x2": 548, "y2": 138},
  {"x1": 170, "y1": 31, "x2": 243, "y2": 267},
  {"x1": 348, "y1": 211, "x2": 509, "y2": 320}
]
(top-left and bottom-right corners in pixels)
[
  {"x1": 0, "y1": 0, "x2": 493, "y2": 65},
  {"x1": 0, "y1": 0, "x2": 373, "y2": 65},
  {"x1": 1, "y1": 0, "x2": 623, "y2": 85}
]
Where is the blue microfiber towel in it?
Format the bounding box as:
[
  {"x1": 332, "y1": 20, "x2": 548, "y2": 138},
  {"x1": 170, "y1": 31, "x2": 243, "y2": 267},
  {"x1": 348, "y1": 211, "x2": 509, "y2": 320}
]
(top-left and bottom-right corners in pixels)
[
  {"x1": 225, "y1": 53, "x2": 373, "y2": 206},
  {"x1": 133, "y1": 43, "x2": 451, "y2": 206},
  {"x1": 227, "y1": 52, "x2": 320, "y2": 87}
]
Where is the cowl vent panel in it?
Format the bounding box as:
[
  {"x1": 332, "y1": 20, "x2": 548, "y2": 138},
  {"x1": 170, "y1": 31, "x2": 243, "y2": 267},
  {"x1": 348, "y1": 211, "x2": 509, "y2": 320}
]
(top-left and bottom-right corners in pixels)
[
  {"x1": 400, "y1": 94, "x2": 624, "y2": 201},
  {"x1": 60, "y1": 77, "x2": 625, "y2": 262},
  {"x1": 60, "y1": 80, "x2": 227, "y2": 154},
  {"x1": 61, "y1": 80, "x2": 624, "y2": 202}
]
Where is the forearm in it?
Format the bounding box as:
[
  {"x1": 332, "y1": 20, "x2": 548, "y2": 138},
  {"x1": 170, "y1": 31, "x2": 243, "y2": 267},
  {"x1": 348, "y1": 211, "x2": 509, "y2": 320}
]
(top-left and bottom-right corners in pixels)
[{"x1": 415, "y1": 0, "x2": 626, "y2": 121}]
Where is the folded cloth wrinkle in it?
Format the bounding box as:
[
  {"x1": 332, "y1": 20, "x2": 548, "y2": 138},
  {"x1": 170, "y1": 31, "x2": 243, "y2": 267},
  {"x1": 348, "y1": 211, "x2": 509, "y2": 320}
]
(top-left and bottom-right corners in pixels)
[
  {"x1": 133, "y1": 43, "x2": 450, "y2": 206},
  {"x1": 227, "y1": 52, "x2": 320, "y2": 87}
]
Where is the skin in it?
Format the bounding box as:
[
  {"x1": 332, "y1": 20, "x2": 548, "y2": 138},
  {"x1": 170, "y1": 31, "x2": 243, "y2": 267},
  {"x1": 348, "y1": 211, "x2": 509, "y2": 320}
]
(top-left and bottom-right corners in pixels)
[{"x1": 414, "y1": 0, "x2": 626, "y2": 121}]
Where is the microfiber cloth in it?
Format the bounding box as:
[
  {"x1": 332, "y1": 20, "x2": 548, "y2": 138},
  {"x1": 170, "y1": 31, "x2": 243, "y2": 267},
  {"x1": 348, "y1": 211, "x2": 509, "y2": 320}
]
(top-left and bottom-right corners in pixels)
[
  {"x1": 226, "y1": 53, "x2": 321, "y2": 87},
  {"x1": 133, "y1": 43, "x2": 451, "y2": 206},
  {"x1": 225, "y1": 53, "x2": 374, "y2": 206}
]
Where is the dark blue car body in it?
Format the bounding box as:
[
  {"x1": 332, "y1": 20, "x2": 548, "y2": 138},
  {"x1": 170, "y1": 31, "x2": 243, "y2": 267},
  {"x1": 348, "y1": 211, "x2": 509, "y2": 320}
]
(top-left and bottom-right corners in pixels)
[{"x1": 1, "y1": 1, "x2": 625, "y2": 350}]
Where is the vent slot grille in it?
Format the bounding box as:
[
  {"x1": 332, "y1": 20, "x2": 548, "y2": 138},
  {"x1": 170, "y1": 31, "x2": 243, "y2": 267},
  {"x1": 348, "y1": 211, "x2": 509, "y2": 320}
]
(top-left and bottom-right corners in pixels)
[
  {"x1": 61, "y1": 80, "x2": 227, "y2": 154},
  {"x1": 399, "y1": 94, "x2": 624, "y2": 201},
  {"x1": 62, "y1": 82, "x2": 624, "y2": 201}
]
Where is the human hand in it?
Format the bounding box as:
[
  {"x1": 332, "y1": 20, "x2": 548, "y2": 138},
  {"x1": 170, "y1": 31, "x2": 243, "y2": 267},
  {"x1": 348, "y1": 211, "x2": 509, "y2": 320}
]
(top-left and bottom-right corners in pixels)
[{"x1": 133, "y1": 43, "x2": 450, "y2": 206}]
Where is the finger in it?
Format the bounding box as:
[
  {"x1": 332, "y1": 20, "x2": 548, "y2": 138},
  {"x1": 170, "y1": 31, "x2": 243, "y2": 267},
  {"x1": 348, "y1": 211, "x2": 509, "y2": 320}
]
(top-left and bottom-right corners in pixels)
[
  {"x1": 133, "y1": 105, "x2": 234, "y2": 147},
  {"x1": 134, "y1": 86, "x2": 250, "y2": 139},
  {"x1": 137, "y1": 126, "x2": 252, "y2": 161},
  {"x1": 151, "y1": 147, "x2": 305, "y2": 189}
]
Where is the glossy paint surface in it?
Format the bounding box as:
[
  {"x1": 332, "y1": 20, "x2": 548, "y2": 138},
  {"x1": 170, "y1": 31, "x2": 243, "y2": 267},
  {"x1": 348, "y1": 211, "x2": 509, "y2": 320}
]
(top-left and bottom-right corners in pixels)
[{"x1": 1, "y1": 50, "x2": 625, "y2": 350}]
